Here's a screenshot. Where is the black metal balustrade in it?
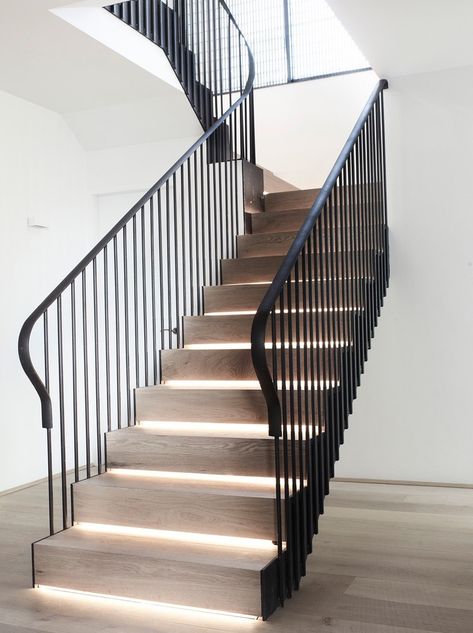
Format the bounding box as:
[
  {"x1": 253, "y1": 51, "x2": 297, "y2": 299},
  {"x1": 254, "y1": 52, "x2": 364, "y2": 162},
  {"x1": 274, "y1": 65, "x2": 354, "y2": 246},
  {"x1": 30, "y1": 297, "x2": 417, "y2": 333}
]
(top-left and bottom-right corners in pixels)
[
  {"x1": 18, "y1": 0, "x2": 255, "y2": 536},
  {"x1": 251, "y1": 79, "x2": 389, "y2": 604}
]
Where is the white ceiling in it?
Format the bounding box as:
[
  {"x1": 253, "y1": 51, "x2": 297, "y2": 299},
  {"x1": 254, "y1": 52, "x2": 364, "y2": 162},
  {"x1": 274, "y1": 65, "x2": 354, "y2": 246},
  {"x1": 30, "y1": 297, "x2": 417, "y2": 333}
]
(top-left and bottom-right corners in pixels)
[
  {"x1": 0, "y1": 0, "x2": 201, "y2": 149},
  {"x1": 327, "y1": 0, "x2": 473, "y2": 78}
]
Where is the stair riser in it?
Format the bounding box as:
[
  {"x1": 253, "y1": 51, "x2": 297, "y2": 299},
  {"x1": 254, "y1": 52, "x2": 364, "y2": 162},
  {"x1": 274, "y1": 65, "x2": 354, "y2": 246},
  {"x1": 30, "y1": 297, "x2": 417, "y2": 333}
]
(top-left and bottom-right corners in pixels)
[
  {"x1": 184, "y1": 314, "x2": 355, "y2": 346},
  {"x1": 264, "y1": 189, "x2": 321, "y2": 212},
  {"x1": 204, "y1": 281, "x2": 364, "y2": 314},
  {"x1": 73, "y1": 481, "x2": 277, "y2": 540},
  {"x1": 33, "y1": 543, "x2": 263, "y2": 616},
  {"x1": 238, "y1": 230, "x2": 362, "y2": 258},
  {"x1": 136, "y1": 387, "x2": 267, "y2": 423},
  {"x1": 263, "y1": 187, "x2": 380, "y2": 212},
  {"x1": 135, "y1": 386, "x2": 326, "y2": 425},
  {"x1": 222, "y1": 253, "x2": 374, "y2": 285},
  {"x1": 106, "y1": 429, "x2": 278, "y2": 477},
  {"x1": 252, "y1": 208, "x2": 379, "y2": 234},
  {"x1": 161, "y1": 349, "x2": 339, "y2": 382}
]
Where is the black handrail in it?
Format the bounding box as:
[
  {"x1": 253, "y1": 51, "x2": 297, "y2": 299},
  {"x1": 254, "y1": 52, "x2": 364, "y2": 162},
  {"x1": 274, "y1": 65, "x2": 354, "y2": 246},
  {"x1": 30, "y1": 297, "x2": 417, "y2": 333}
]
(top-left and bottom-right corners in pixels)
[
  {"x1": 19, "y1": 0, "x2": 255, "y2": 432},
  {"x1": 251, "y1": 78, "x2": 388, "y2": 437},
  {"x1": 18, "y1": 0, "x2": 256, "y2": 537},
  {"x1": 249, "y1": 77, "x2": 389, "y2": 606}
]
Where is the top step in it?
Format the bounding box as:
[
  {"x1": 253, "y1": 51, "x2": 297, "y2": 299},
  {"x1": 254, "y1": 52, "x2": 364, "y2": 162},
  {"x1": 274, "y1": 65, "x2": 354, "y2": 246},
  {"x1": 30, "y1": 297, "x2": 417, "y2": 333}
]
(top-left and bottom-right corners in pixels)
[{"x1": 264, "y1": 189, "x2": 321, "y2": 213}]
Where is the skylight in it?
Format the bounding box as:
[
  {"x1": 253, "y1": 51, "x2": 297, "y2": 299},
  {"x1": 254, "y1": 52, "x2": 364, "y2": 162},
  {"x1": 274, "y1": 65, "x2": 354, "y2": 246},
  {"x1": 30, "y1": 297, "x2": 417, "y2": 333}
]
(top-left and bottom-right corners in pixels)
[{"x1": 227, "y1": 0, "x2": 370, "y2": 89}]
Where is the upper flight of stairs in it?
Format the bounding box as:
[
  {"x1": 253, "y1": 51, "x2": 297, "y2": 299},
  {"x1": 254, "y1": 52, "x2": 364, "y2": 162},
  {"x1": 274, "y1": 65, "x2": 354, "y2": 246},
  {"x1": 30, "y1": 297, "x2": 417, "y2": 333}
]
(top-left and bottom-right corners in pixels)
[{"x1": 32, "y1": 187, "x2": 342, "y2": 619}]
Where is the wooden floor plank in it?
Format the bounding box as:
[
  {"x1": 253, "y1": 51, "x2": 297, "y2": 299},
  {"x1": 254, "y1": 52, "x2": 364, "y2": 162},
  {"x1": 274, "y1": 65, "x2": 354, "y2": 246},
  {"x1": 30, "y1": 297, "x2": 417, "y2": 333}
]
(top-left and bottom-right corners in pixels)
[{"x1": 0, "y1": 480, "x2": 472, "y2": 632}]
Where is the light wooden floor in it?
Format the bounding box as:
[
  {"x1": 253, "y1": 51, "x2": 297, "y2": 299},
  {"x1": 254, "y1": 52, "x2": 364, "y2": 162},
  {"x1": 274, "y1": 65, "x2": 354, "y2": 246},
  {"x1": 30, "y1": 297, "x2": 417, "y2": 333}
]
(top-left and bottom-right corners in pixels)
[{"x1": 1, "y1": 479, "x2": 472, "y2": 633}]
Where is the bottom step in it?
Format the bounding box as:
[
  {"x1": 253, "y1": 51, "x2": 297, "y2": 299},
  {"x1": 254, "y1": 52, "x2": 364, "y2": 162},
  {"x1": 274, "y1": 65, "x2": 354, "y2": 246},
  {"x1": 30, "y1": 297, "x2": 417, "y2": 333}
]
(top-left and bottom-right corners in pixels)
[{"x1": 33, "y1": 526, "x2": 280, "y2": 619}]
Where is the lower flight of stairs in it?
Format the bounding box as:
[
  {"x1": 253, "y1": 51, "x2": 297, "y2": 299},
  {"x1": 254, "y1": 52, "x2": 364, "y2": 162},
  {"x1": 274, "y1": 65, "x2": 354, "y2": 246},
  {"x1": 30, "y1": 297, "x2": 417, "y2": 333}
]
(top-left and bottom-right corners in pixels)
[{"x1": 33, "y1": 187, "x2": 345, "y2": 619}]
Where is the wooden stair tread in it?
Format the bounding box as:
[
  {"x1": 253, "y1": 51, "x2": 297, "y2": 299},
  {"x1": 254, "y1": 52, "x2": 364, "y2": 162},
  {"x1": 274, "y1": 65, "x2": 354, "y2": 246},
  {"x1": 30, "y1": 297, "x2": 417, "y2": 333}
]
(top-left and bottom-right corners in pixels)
[
  {"x1": 76, "y1": 472, "x2": 277, "y2": 498},
  {"x1": 36, "y1": 526, "x2": 278, "y2": 571}
]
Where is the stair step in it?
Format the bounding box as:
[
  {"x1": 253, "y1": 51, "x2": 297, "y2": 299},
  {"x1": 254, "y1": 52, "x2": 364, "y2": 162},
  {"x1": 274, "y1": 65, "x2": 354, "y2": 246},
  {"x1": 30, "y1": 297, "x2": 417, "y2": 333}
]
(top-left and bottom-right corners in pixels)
[
  {"x1": 264, "y1": 188, "x2": 321, "y2": 212},
  {"x1": 204, "y1": 281, "x2": 361, "y2": 315},
  {"x1": 252, "y1": 209, "x2": 309, "y2": 234},
  {"x1": 184, "y1": 314, "x2": 355, "y2": 347},
  {"x1": 33, "y1": 526, "x2": 280, "y2": 617},
  {"x1": 105, "y1": 425, "x2": 277, "y2": 477},
  {"x1": 221, "y1": 253, "x2": 370, "y2": 285},
  {"x1": 136, "y1": 385, "x2": 268, "y2": 423},
  {"x1": 161, "y1": 348, "x2": 339, "y2": 382},
  {"x1": 72, "y1": 472, "x2": 278, "y2": 541},
  {"x1": 237, "y1": 230, "x2": 358, "y2": 258}
]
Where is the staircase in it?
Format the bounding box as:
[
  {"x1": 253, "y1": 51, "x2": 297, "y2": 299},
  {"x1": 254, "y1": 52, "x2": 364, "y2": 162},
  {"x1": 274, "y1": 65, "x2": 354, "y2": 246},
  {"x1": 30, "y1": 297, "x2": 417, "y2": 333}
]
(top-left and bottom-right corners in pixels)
[{"x1": 20, "y1": 0, "x2": 389, "y2": 622}]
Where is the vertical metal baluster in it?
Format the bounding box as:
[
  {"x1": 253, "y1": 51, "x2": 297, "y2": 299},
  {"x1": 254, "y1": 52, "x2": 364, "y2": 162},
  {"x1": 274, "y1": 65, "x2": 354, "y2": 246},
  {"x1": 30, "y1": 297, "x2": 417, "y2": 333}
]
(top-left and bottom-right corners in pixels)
[
  {"x1": 300, "y1": 247, "x2": 314, "y2": 551},
  {"x1": 165, "y1": 181, "x2": 173, "y2": 348},
  {"x1": 141, "y1": 206, "x2": 149, "y2": 384},
  {"x1": 122, "y1": 1, "x2": 129, "y2": 24},
  {"x1": 81, "y1": 271, "x2": 91, "y2": 473},
  {"x1": 92, "y1": 258, "x2": 102, "y2": 473},
  {"x1": 70, "y1": 281, "x2": 79, "y2": 482},
  {"x1": 56, "y1": 296, "x2": 67, "y2": 529},
  {"x1": 132, "y1": 215, "x2": 140, "y2": 384},
  {"x1": 193, "y1": 152, "x2": 203, "y2": 314},
  {"x1": 270, "y1": 307, "x2": 284, "y2": 606},
  {"x1": 187, "y1": 158, "x2": 196, "y2": 315},
  {"x1": 306, "y1": 234, "x2": 320, "y2": 530},
  {"x1": 137, "y1": 0, "x2": 144, "y2": 33},
  {"x1": 180, "y1": 166, "x2": 188, "y2": 319},
  {"x1": 113, "y1": 236, "x2": 122, "y2": 428},
  {"x1": 375, "y1": 98, "x2": 387, "y2": 298},
  {"x1": 104, "y1": 246, "x2": 112, "y2": 432},
  {"x1": 200, "y1": 145, "x2": 208, "y2": 288},
  {"x1": 331, "y1": 185, "x2": 344, "y2": 445},
  {"x1": 157, "y1": 190, "x2": 166, "y2": 352},
  {"x1": 149, "y1": 197, "x2": 158, "y2": 384},
  {"x1": 122, "y1": 226, "x2": 132, "y2": 425},
  {"x1": 380, "y1": 91, "x2": 390, "y2": 286},
  {"x1": 153, "y1": 0, "x2": 159, "y2": 44},
  {"x1": 278, "y1": 290, "x2": 293, "y2": 598},
  {"x1": 353, "y1": 142, "x2": 363, "y2": 384},
  {"x1": 325, "y1": 194, "x2": 339, "y2": 460},
  {"x1": 285, "y1": 275, "x2": 301, "y2": 588},
  {"x1": 173, "y1": 172, "x2": 181, "y2": 346},
  {"x1": 130, "y1": 0, "x2": 137, "y2": 28},
  {"x1": 312, "y1": 220, "x2": 326, "y2": 502},
  {"x1": 293, "y1": 259, "x2": 307, "y2": 572},
  {"x1": 43, "y1": 311, "x2": 54, "y2": 535},
  {"x1": 317, "y1": 206, "x2": 332, "y2": 484},
  {"x1": 340, "y1": 165, "x2": 352, "y2": 422}
]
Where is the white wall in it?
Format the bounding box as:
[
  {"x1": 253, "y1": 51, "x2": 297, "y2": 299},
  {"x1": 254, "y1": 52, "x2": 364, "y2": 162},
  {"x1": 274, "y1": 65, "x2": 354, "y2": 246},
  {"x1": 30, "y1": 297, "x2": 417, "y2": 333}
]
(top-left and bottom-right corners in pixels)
[
  {"x1": 0, "y1": 89, "x2": 97, "y2": 492},
  {"x1": 254, "y1": 71, "x2": 378, "y2": 189},
  {"x1": 337, "y1": 66, "x2": 473, "y2": 485}
]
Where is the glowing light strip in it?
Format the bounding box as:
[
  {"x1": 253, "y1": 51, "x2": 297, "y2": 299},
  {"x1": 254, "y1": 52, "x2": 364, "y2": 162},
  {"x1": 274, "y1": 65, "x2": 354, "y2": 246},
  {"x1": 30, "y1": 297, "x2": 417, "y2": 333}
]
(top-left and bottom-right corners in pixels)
[
  {"x1": 139, "y1": 421, "x2": 269, "y2": 437},
  {"x1": 138, "y1": 421, "x2": 319, "y2": 437},
  {"x1": 75, "y1": 522, "x2": 277, "y2": 551},
  {"x1": 185, "y1": 341, "x2": 351, "y2": 350},
  {"x1": 36, "y1": 586, "x2": 258, "y2": 621},
  {"x1": 108, "y1": 468, "x2": 278, "y2": 486},
  {"x1": 206, "y1": 307, "x2": 361, "y2": 316},
  {"x1": 164, "y1": 380, "x2": 340, "y2": 389}
]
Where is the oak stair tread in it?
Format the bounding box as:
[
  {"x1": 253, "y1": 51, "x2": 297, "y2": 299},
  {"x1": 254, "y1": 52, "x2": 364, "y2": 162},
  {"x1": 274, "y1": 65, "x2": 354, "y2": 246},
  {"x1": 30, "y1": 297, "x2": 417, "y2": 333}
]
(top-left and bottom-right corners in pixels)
[
  {"x1": 36, "y1": 526, "x2": 277, "y2": 570},
  {"x1": 74, "y1": 471, "x2": 277, "y2": 498}
]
